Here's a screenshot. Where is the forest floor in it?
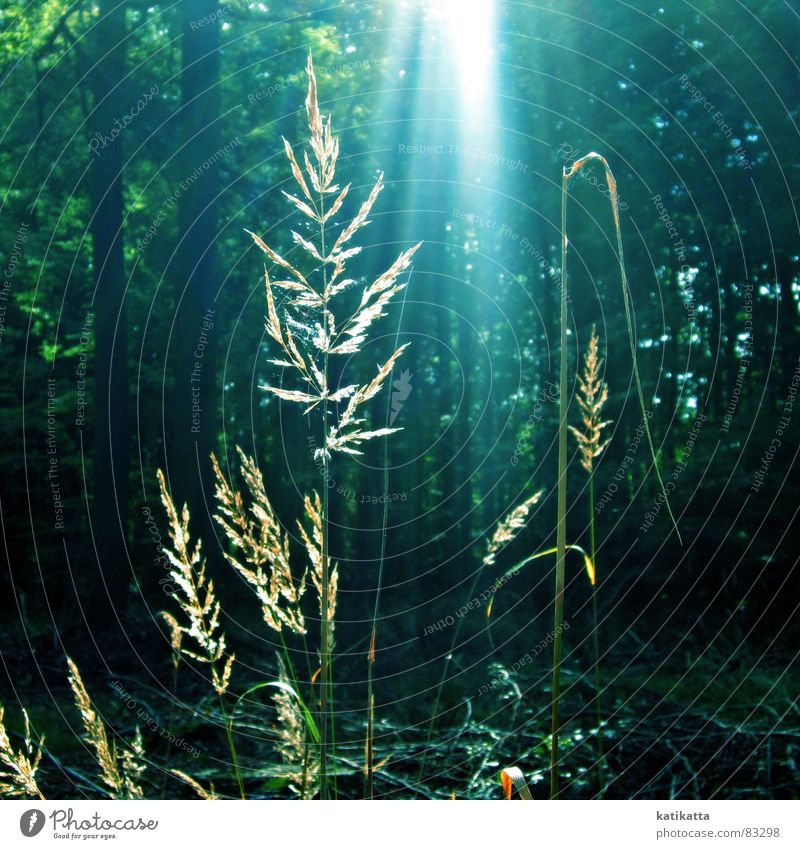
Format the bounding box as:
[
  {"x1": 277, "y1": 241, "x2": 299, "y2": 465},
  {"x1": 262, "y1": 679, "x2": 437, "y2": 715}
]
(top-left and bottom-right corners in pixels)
[{"x1": 2, "y1": 621, "x2": 797, "y2": 800}]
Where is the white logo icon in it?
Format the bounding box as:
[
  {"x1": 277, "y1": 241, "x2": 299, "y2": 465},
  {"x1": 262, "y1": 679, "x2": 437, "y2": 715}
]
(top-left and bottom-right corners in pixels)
[
  {"x1": 20, "y1": 809, "x2": 46, "y2": 837},
  {"x1": 390, "y1": 369, "x2": 413, "y2": 425}
]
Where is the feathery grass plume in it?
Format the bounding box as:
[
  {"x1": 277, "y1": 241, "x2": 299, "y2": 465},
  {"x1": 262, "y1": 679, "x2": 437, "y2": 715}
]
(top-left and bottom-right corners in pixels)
[
  {"x1": 170, "y1": 769, "x2": 219, "y2": 800},
  {"x1": 298, "y1": 491, "x2": 338, "y2": 628},
  {"x1": 158, "y1": 469, "x2": 234, "y2": 697},
  {"x1": 212, "y1": 449, "x2": 308, "y2": 635},
  {"x1": 67, "y1": 658, "x2": 123, "y2": 795},
  {"x1": 0, "y1": 706, "x2": 45, "y2": 799},
  {"x1": 248, "y1": 56, "x2": 421, "y2": 447},
  {"x1": 67, "y1": 659, "x2": 145, "y2": 799},
  {"x1": 483, "y1": 491, "x2": 544, "y2": 567},
  {"x1": 569, "y1": 325, "x2": 611, "y2": 476},
  {"x1": 118, "y1": 728, "x2": 147, "y2": 799},
  {"x1": 248, "y1": 52, "x2": 421, "y2": 798},
  {"x1": 158, "y1": 469, "x2": 244, "y2": 798},
  {"x1": 272, "y1": 656, "x2": 319, "y2": 799},
  {"x1": 159, "y1": 611, "x2": 184, "y2": 672}
]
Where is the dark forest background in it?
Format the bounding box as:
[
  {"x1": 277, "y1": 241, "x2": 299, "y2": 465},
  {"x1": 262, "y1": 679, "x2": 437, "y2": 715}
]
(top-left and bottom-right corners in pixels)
[{"x1": 0, "y1": 0, "x2": 798, "y2": 798}]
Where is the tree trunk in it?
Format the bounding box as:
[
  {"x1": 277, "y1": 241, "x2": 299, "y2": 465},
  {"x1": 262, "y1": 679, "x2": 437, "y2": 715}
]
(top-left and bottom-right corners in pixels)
[
  {"x1": 167, "y1": 0, "x2": 221, "y2": 543},
  {"x1": 89, "y1": 0, "x2": 129, "y2": 637}
]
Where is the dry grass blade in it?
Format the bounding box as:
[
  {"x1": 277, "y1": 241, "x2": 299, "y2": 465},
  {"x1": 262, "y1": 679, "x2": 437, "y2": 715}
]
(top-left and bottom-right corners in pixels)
[
  {"x1": 333, "y1": 244, "x2": 421, "y2": 351},
  {"x1": 284, "y1": 193, "x2": 319, "y2": 223},
  {"x1": 359, "y1": 244, "x2": 421, "y2": 308},
  {"x1": 329, "y1": 173, "x2": 384, "y2": 257},
  {"x1": 264, "y1": 269, "x2": 286, "y2": 346},
  {"x1": 304, "y1": 53, "x2": 324, "y2": 164},
  {"x1": 0, "y1": 705, "x2": 45, "y2": 799},
  {"x1": 282, "y1": 136, "x2": 313, "y2": 202},
  {"x1": 360, "y1": 344, "x2": 411, "y2": 404},
  {"x1": 171, "y1": 769, "x2": 219, "y2": 800},
  {"x1": 323, "y1": 182, "x2": 350, "y2": 223},
  {"x1": 486, "y1": 545, "x2": 595, "y2": 620},
  {"x1": 500, "y1": 766, "x2": 533, "y2": 800},
  {"x1": 264, "y1": 387, "x2": 319, "y2": 406},
  {"x1": 246, "y1": 229, "x2": 311, "y2": 289},
  {"x1": 292, "y1": 229, "x2": 324, "y2": 260}
]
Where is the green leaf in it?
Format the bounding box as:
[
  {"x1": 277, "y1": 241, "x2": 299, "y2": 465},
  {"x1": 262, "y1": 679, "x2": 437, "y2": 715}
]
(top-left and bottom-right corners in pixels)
[{"x1": 235, "y1": 681, "x2": 320, "y2": 745}]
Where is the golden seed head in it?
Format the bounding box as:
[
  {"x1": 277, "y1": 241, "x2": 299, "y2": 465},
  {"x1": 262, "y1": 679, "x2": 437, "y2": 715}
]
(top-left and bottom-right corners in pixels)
[
  {"x1": 0, "y1": 705, "x2": 45, "y2": 799},
  {"x1": 484, "y1": 491, "x2": 543, "y2": 567},
  {"x1": 569, "y1": 325, "x2": 612, "y2": 475},
  {"x1": 66, "y1": 660, "x2": 145, "y2": 799}
]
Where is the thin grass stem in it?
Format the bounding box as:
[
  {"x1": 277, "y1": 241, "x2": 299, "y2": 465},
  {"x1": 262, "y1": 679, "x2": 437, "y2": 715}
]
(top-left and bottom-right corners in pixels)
[
  {"x1": 219, "y1": 695, "x2": 245, "y2": 800},
  {"x1": 366, "y1": 275, "x2": 410, "y2": 799},
  {"x1": 318, "y1": 187, "x2": 332, "y2": 801},
  {"x1": 551, "y1": 166, "x2": 570, "y2": 800},
  {"x1": 589, "y1": 473, "x2": 605, "y2": 796}
]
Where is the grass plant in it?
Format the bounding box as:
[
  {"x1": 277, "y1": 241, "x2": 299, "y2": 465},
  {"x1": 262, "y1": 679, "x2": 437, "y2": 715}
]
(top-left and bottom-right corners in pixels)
[
  {"x1": 244, "y1": 52, "x2": 420, "y2": 798},
  {"x1": 551, "y1": 152, "x2": 680, "y2": 798}
]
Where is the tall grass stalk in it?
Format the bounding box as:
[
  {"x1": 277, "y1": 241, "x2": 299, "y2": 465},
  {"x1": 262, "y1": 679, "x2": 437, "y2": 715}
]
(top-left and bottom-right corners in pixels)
[
  {"x1": 366, "y1": 279, "x2": 410, "y2": 799},
  {"x1": 552, "y1": 164, "x2": 570, "y2": 800},
  {"x1": 589, "y1": 472, "x2": 604, "y2": 794},
  {"x1": 553, "y1": 152, "x2": 680, "y2": 799},
  {"x1": 158, "y1": 612, "x2": 183, "y2": 797},
  {"x1": 248, "y1": 53, "x2": 420, "y2": 798},
  {"x1": 569, "y1": 326, "x2": 611, "y2": 795},
  {"x1": 318, "y1": 181, "x2": 332, "y2": 800}
]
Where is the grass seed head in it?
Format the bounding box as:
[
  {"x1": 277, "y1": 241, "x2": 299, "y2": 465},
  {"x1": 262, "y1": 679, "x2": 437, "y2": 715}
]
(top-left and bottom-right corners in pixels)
[{"x1": 569, "y1": 325, "x2": 612, "y2": 475}]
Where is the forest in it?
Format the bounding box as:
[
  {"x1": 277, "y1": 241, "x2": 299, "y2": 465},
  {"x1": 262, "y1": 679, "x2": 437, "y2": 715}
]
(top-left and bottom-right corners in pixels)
[{"x1": 0, "y1": 0, "x2": 798, "y2": 802}]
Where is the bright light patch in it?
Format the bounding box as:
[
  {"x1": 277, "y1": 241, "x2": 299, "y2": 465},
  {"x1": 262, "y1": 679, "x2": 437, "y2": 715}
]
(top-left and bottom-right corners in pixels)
[{"x1": 436, "y1": 0, "x2": 494, "y2": 107}]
